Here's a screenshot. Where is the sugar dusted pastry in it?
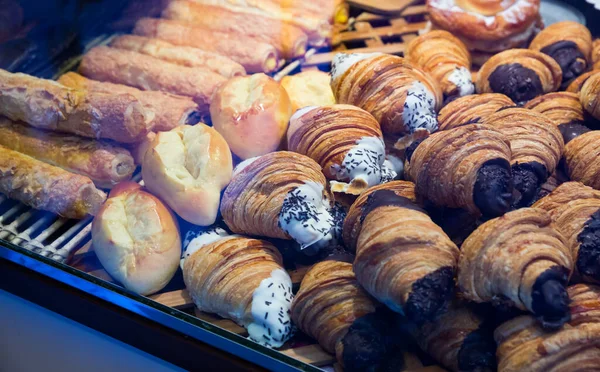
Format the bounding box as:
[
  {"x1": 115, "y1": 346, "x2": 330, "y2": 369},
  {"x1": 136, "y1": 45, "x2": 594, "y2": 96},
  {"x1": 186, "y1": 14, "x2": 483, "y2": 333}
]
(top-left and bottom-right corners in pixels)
[
  {"x1": 437, "y1": 93, "x2": 515, "y2": 131},
  {"x1": 182, "y1": 233, "x2": 294, "y2": 348},
  {"x1": 533, "y1": 182, "x2": 600, "y2": 284},
  {"x1": 530, "y1": 21, "x2": 593, "y2": 88},
  {"x1": 288, "y1": 105, "x2": 391, "y2": 195},
  {"x1": 406, "y1": 30, "x2": 474, "y2": 101},
  {"x1": 476, "y1": 49, "x2": 562, "y2": 104},
  {"x1": 406, "y1": 124, "x2": 513, "y2": 218},
  {"x1": 210, "y1": 73, "x2": 292, "y2": 160},
  {"x1": 581, "y1": 71, "x2": 600, "y2": 121},
  {"x1": 354, "y1": 190, "x2": 460, "y2": 323},
  {"x1": 330, "y1": 53, "x2": 443, "y2": 140},
  {"x1": 221, "y1": 151, "x2": 335, "y2": 249},
  {"x1": 524, "y1": 92, "x2": 585, "y2": 127},
  {"x1": 141, "y1": 124, "x2": 233, "y2": 225},
  {"x1": 280, "y1": 70, "x2": 335, "y2": 113},
  {"x1": 459, "y1": 208, "x2": 573, "y2": 328},
  {"x1": 563, "y1": 131, "x2": 600, "y2": 190}
]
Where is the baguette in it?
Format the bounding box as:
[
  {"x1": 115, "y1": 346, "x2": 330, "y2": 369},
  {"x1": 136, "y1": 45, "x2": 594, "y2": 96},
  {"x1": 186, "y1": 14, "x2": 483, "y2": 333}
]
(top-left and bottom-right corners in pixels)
[
  {"x1": 58, "y1": 72, "x2": 199, "y2": 132},
  {"x1": 162, "y1": 1, "x2": 308, "y2": 59},
  {"x1": 0, "y1": 145, "x2": 107, "y2": 219},
  {"x1": 79, "y1": 46, "x2": 226, "y2": 114},
  {"x1": 0, "y1": 118, "x2": 135, "y2": 189},
  {"x1": 110, "y1": 35, "x2": 246, "y2": 78},
  {"x1": 133, "y1": 17, "x2": 281, "y2": 73}
]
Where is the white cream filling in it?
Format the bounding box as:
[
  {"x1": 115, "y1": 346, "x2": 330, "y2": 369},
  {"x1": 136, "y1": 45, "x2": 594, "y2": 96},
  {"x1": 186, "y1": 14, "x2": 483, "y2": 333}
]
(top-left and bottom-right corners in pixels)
[
  {"x1": 331, "y1": 52, "x2": 383, "y2": 83},
  {"x1": 383, "y1": 153, "x2": 404, "y2": 181},
  {"x1": 233, "y1": 156, "x2": 261, "y2": 177},
  {"x1": 402, "y1": 82, "x2": 438, "y2": 134},
  {"x1": 180, "y1": 227, "x2": 229, "y2": 269},
  {"x1": 428, "y1": 0, "x2": 533, "y2": 26},
  {"x1": 331, "y1": 136, "x2": 390, "y2": 187},
  {"x1": 278, "y1": 181, "x2": 334, "y2": 249},
  {"x1": 247, "y1": 269, "x2": 294, "y2": 348},
  {"x1": 448, "y1": 67, "x2": 475, "y2": 97}
]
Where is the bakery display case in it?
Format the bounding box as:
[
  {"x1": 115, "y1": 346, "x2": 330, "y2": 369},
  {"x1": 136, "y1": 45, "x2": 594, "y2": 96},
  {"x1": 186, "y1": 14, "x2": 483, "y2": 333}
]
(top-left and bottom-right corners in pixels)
[{"x1": 2, "y1": 1, "x2": 600, "y2": 371}]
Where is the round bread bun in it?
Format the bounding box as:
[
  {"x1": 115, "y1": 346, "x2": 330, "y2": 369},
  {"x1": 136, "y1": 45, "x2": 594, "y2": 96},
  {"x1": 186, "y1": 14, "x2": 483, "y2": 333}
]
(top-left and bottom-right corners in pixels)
[
  {"x1": 141, "y1": 124, "x2": 233, "y2": 225},
  {"x1": 280, "y1": 70, "x2": 336, "y2": 113},
  {"x1": 210, "y1": 73, "x2": 292, "y2": 159},
  {"x1": 91, "y1": 182, "x2": 181, "y2": 296}
]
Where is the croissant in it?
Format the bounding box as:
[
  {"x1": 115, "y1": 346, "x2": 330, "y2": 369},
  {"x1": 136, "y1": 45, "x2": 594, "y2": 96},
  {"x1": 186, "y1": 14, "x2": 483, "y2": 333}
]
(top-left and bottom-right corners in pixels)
[
  {"x1": 437, "y1": 93, "x2": 515, "y2": 131},
  {"x1": 594, "y1": 39, "x2": 600, "y2": 70},
  {"x1": 406, "y1": 124, "x2": 513, "y2": 218},
  {"x1": 563, "y1": 131, "x2": 600, "y2": 190},
  {"x1": 476, "y1": 49, "x2": 562, "y2": 104},
  {"x1": 524, "y1": 92, "x2": 585, "y2": 126},
  {"x1": 568, "y1": 283, "x2": 600, "y2": 326},
  {"x1": 182, "y1": 234, "x2": 294, "y2": 348},
  {"x1": 220, "y1": 151, "x2": 335, "y2": 249},
  {"x1": 405, "y1": 30, "x2": 474, "y2": 102},
  {"x1": 354, "y1": 189, "x2": 460, "y2": 324},
  {"x1": 529, "y1": 21, "x2": 593, "y2": 88},
  {"x1": 533, "y1": 182, "x2": 600, "y2": 284},
  {"x1": 480, "y1": 107, "x2": 564, "y2": 208},
  {"x1": 581, "y1": 70, "x2": 600, "y2": 121},
  {"x1": 330, "y1": 53, "x2": 443, "y2": 139},
  {"x1": 411, "y1": 302, "x2": 496, "y2": 372},
  {"x1": 495, "y1": 315, "x2": 600, "y2": 372},
  {"x1": 287, "y1": 105, "x2": 391, "y2": 195},
  {"x1": 565, "y1": 69, "x2": 600, "y2": 94},
  {"x1": 458, "y1": 208, "x2": 573, "y2": 328}
]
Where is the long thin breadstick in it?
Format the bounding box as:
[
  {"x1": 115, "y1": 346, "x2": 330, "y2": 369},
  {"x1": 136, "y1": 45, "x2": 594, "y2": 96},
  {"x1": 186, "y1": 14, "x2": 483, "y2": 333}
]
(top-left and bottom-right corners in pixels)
[
  {"x1": 133, "y1": 17, "x2": 281, "y2": 73},
  {"x1": 110, "y1": 35, "x2": 246, "y2": 78}
]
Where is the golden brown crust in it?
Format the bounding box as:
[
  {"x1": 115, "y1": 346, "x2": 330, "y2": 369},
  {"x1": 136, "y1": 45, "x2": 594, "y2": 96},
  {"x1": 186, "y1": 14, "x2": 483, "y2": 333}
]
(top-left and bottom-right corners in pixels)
[
  {"x1": 524, "y1": 92, "x2": 585, "y2": 126},
  {"x1": 0, "y1": 145, "x2": 106, "y2": 219},
  {"x1": 0, "y1": 118, "x2": 135, "y2": 189},
  {"x1": 569, "y1": 284, "x2": 600, "y2": 326},
  {"x1": 437, "y1": 93, "x2": 515, "y2": 131},
  {"x1": 563, "y1": 131, "x2": 600, "y2": 190},
  {"x1": 593, "y1": 39, "x2": 600, "y2": 70},
  {"x1": 580, "y1": 71, "x2": 600, "y2": 120},
  {"x1": 565, "y1": 70, "x2": 600, "y2": 94},
  {"x1": 342, "y1": 181, "x2": 416, "y2": 253},
  {"x1": 458, "y1": 208, "x2": 572, "y2": 313},
  {"x1": 407, "y1": 124, "x2": 512, "y2": 216},
  {"x1": 280, "y1": 71, "x2": 336, "y2": 113},
  {"x1": 183, "y1": 236, "x2": 285, "y2": 326},
  {"x1": 220, "y1": 151, "x2": 329, "y2": 240},
  {"x1": 405, "y1": 30, "x2": 473, "y2": 98},
  {"x1": 476, "y1": 49, "x2": 562, "y2": 97},
  {"x1": 530, "y1": 21, "x2": 593, "y2": 61},
  {"x1": 291, "y1": 260, "x2": 377, "y2": 355}
]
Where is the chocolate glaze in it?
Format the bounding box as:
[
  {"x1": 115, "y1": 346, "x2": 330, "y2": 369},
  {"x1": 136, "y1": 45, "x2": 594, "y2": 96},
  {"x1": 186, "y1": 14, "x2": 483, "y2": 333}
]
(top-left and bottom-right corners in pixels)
[
  {"x1": 577, "y1": 209, "x2": 600, "y2": 282},
  {"x1": 474, "y1": 159, "x2": 513, "y2": 219},
  {"x1": 457, "y1": 322, "x2": 497, "y2": 372},
  {"x1": 512, "y1": 162, "x2": 548, "y2": 209},
  {"x1": 426, "y1": 204, "x2": 479, "y2": 246},
  {"x1": 185, "y1": 111, "x2": 203, "y2": 125},
  {"x1": 541, "y1": 41, "x2": 586, "y2": 88},
  {"x1": 360, "y1": 190, "x2": 423, "y2": 224},
  {"x1": 404, "y1": 137, "x2": 426, "y2": 163},
  {"x1": 405, "y1": 266, "x2": 455, "y2": 325},
  {"x1": 531, "y1": 265, "x2": 571, "y2": 329},
  {"x1": 558, "y1": 121, "x2": 591, "y2": 144},
  {"x1": 488, "y1": 63, "x2": 543, "y2": 104}
]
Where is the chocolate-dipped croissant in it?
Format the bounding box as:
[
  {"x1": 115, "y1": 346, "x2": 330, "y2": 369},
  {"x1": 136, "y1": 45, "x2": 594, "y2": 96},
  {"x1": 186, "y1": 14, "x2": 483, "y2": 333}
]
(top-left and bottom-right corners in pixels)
[
  {"x1": 406, "y1": 30, "x2": 474, "y2": 102},
  {"x1": 354, "y1": 189, "x2": 460, "y2": 324},
  {"x1": 406, "y1": 124, "x2": 513, "y2": 219},
  {"x1": 481, "y1": 107, "x2": 565, "y2": 208},
  {"x1": 459, "y1": 208, "x2": 573, "y2": 329},
  {"x1": 182, "y1": 234, "x2": 294, "y2": 348},
  {"x1": 563, "y1": 131, "x2": 600, "y2": 190},
  {"x1": 342, "y1": 180, "x2": 416, "y2": 253},
  {"x1": 220, "y1": 151, "x2": 335, "y2": 250},
  {"x1": 533, "y1": 182, "x2": 600, "y2": 284},
  {"x1": 530, "y1": 21, "x2": 593, "y2": 89},
  {"x1": 331, "y1": 53, "x2": 443, "y2": 139},
  {"x1": 524, "y1": 92, "x2": 585, "y2": 127},
  {"x1": 287, "y1": 105, "x2": 392, "y2": 195},
  {"x1": 568, "y1": 283, "x2": 600, "y2": 326},
  {"x1": 581, "y1": 70, "x2": 600, "y2": 121},
  {"x1": 412, "y1": 302, "x2": 496, "y2": 372},
  {"x1": 437, "y1": 93, "x2": 515, "y2": 131},
  {"x1": 476, "y1": 49, "x2": 562, "y2": 104}
]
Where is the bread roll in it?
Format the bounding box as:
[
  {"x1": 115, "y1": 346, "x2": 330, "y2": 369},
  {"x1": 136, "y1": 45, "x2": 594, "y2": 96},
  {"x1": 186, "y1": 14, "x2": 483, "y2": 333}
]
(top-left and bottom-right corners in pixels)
[
  {"x1": 210, "y1": 73, "x2": 292, "y2": 159},
  {"x1": 280, "y1": 70, "x2": 336, "y2": 113},
  {"x1": 92, "y1": 182, "x2": 181, "y2": 295}
]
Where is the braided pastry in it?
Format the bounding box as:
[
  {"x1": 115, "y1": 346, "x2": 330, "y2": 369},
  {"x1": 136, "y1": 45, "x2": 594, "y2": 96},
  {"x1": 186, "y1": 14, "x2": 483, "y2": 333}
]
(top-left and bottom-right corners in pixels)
[
  {"x1": 459, "y1": 208, "x2": 573, "y2": 329},
  {"x1": 533, "y1": 182, "x2": 600, "y2": 284},
  {"x1": 354, "y1": 189, "x2": 460, "y2": 324},
  {"x1": 437, "y1": 93, "x2": 515, "y2": 131},
  {"x1": 476, "y1": 49, "x2": 562, "y2": 104},
  {"x1": 481, "y1": 107, "x2": 564, "y2": 208},
  {"x1": 524, "y1": 92, "x2": 585, "y2": 127},
  {"x1": 342, "y1": 181, "x2": 416, "y2": 253},
  {"x1": 563, "y1": 131, "x2": 600, "y2": 190},
  {"x1": 406, "y1": 30, "x2": 474, "y2": 102},
  {"x1": 581, "y1": 71, "x2": 600, "y2": 121},
  {"x1": 529, "y1": 21, "x2": 593, "y2": 88},
  {"x1": 568, "y1": 283, "x2": 600, "y2": 326},
  {"x1": 330, "y1": 53, "x2": 443, "y2": 139},
  {"x1": 182, "y1": 234, "x2": 294, "y2": 348},
  {"x1": 406, "y1": 124, "x2": 513, "y2": 218},
  {"x1": 287, "y1": 105, "x2": 392, "y2": 195},
  {"x1": 565, "y1": 69, "x2": 600, "y2": 94}
]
